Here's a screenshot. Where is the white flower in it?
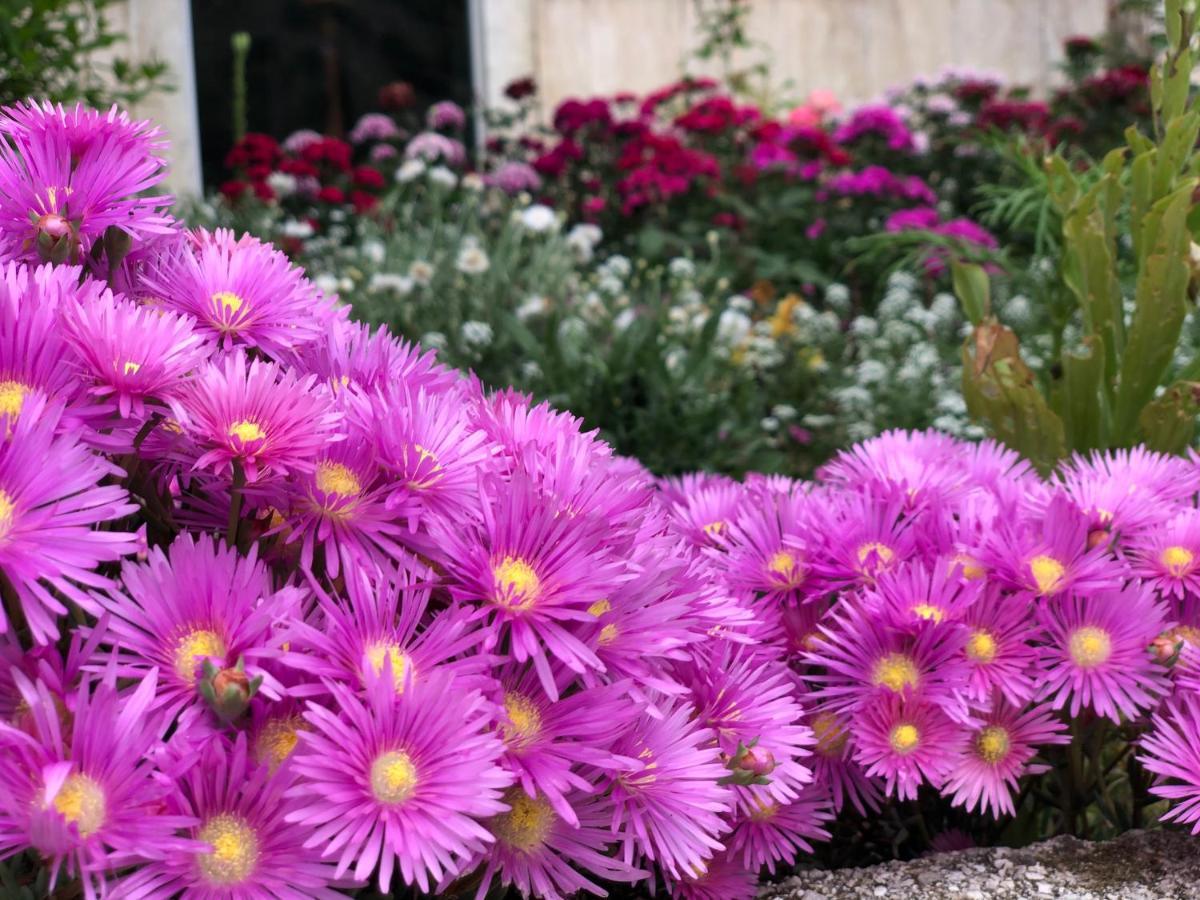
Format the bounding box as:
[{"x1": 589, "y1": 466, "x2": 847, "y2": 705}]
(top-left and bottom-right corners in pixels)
[
  {"x1": 428, "y1": 166, "x2": 458, "y2": 188},
  {"x1": 665, "y1": 349, "x2": 685, "y2": 372},
  {"x1": 361, "y1": 240, "x2": 386, "y2": 264},
  {"x1": 456, "y1": 245, "x2": 490, "y2": 275},
  {"x1": 857, "y1": 360, "x2": 888, "y2": 384},
  {"x1": 716, "y1": 309, "x2": 752, "y2": 345},
  {"x1": 613, "y1": 308, "x2": 636, "y2": 332},
  {"x1": 771, "y1": 404, "x2": 797, "y2": 419},
  {"x1": 314, "y1": 273, "x2": 339, "y2": 295},
  {"x1": 408, "y1": 260, "x2": 436, "y2": 286},
  {"x1": 728, "y1": 294, "x2": 753, "y2": 313},
  {"x1": 760, "y1": 417, "x2": 780, "y2": 432},
  {"x1": 280, "y1": 219, "x2": 314, "y2": 239},
  {"x1": 461, "y1": 173, "x2": 484, "y2": 191},
  {"x1": 824, "y1": 283, "x2": 851, "y2": 314},
  {"x1": 421, "y1": 331, "x2": 447, "y2": 349},
  {"x1": 597, "y1": 275, "x2": 624, "y2": 296},
  {"x1": 519, "y1": 204, "x2": 559, "y2": 232},
  {"x1": 516, "y1": 295, "x2": 550, "y2": 321},
  {"x1": 461, "y1": 320, "x2": 494, "y2": 347},
  {"x1": 567, "y1": 223, "x2": 602, "y2": 248},
  {"x1": 668, "y1": 257, "x2": 696, "y2": 279},
  {"x1": 520, "y1": 360, "x2": 542, "y2": 380},
  {"x1": 265, "y1": 171, "x2": 297, "y2": 197},
  {"x1": 600, "y1": 255, "x2": 631, "y2": 279},
  {"x1": 367, "y1": 273, "x2": 414, "y2": 296},
  {"x1": 397, "y1": 159, "x2": 426, "y2": 183},
  {"x1": 558, "y1": 317, "x2": 588, "y2": 346}
]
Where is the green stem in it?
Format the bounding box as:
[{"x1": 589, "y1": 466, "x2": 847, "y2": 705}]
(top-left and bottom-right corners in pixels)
[{"x1": 227, "y1": 463, "x2": 245, "y2": 548}]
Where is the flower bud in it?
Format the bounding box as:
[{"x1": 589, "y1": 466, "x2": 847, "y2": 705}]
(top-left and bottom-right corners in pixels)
[
  {"x1": 199, "y1": 657, "x2": 262, "y2": 724},
  {"x1": 34, "y1": 214, "x2": 76, "y2": 264}
]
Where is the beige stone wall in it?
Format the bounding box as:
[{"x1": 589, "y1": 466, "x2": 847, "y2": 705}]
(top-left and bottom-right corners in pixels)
[{"x1": 478, "y1": 0, "x2": 1111, "y2": 112}]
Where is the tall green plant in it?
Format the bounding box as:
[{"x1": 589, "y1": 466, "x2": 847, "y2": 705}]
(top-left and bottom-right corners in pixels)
[{"x1": 955, "y1": 0, "x2": 1200, "y2": 473}]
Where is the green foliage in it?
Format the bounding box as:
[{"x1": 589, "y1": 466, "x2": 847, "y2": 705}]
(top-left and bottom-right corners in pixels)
[
  {"x1": 956, "y1": 0, "x2": 1200, "y2": 470},
  {"x1": 0, "y1": 0, "x2": 171, "y2": 107}
]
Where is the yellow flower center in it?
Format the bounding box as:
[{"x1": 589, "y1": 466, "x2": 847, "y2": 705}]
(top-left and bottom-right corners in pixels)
[
  {"x1": 856, "y1": 541, "x2": 895, "y2": 572},
  {"x1": 364, "y1": 642, "x2": 411, "y2": 693},
  {"x1": 767, "y1": 549, "x2": 804, "y2": 587},
  {"x1": 52, "y1": 773, "x2": 106, "y2": 837},
  {"x1": 966, "y1": 629, "x2": 998, "y2": 663},
  {"x1": 197, "y1": 814, "x2": 259, "y2": 885},
  {"x1": 121, "y1": 360, "x2": 141, "y2": 375},
  {"x1": 0, "y1": 489, "x2": 15, "y2": 538},
  {"x1": 228, "y1": 420, "x2": 265, "y2": 443},
  {"x1": 912, "y1": 603, "x2": 944, "y2": 623},
  {"x1": 491, "y1": 789, "x2": 554, "y2": 851},
  {"x1": 370, "y1": 750, "x2": 418, "y2": 805},
  {"x1": 0, "y1": 380, "x2": 28, "y2": 418},
  {"x1": 748, "y1": 798, "x2": 779, "y2": 822},
  {"x1": 953, "y1": 552, "x2": 986, "y2": 580},
  {"x1": 405, "y1": 444, "x2": 444, "y2": 490},
  {"x1": 587, "y1": 599, "x2": 612, "y2": 617},
  {"x1": 811, "y1": 711, "x2": 849, "y2": 756},
  {"x1": 212, "y1": 291, "x2": 246, "y2": 315},
  {"x1": 702, "y1": 521, "x2": 726, "y2": 538},
  {"x1": 492, "y1": 556, "x2": 541, "y2": 610},
  {"x1": 255, "y1": 716, "x2": 303, "y2": 773},
  {"x1": 975, "y1": 725, "x2": 1010, "y2": 764},
  {"x1": 502, "y1": 692, "x2": 542, "y2": 746},
  {"x1": 172, "y1": 629, "x2": 226, "y2": 681},
  {"x1": 1069, "y1": 626, "x2": 1112, "y2": 668},
  {"x1": 1161, "y1": 545, "x2": 1196, "y2": 577},
  {"x1": 315, "y1": 461, "x2": 361, "y2": 497},
  {"x1": 871, "y1": 652, "x2": 919, "y2": 693},
  {"x1": 598, "y1": 623, "x2": 619, "y2": 645},
  {"x1": 889, "y1": 723, "x2": 919, "y2": 754},
  {"x1": 1029, "y1": 554, "x2": 1066, "y2": 594}
]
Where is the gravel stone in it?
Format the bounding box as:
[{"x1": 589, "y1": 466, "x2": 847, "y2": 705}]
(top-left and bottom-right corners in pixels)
[{"x1": 761, "y1": 829, "x2": 1200, "y2": 899}]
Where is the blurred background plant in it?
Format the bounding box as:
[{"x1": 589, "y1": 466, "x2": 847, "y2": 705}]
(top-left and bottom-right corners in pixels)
[{"x1": 0, "y1": 0, "x2": 170, "y2": 107}]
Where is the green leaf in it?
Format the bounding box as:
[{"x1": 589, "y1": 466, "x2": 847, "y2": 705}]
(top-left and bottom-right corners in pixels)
[
  {"x1": 1060, "y1": 336, "x2": 1107, "y2": 452},
  {"x1": 1139, "y1": 381, "x2": 1200, "y2": 453},
  {"x1": 951, "y1": 260, "x2": 989, "y2": 326}
]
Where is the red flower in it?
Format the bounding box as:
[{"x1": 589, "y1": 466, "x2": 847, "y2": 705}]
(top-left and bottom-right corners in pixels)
[
  {"x1": 252, "y1": 181, "x2": 275, "y2": 201},
  {"x1": 552, "y1": 98, "x2": 613, "y2": 135},
  {"x1": 218, "y1": 179, "x2": 250, "y2": 200},
  {"x1": 504, "y1": 77, "x2": 537, "y2": 101},
  {"x1": 280, "y1": 158, "x2": 319, "y2": 178},
  {"x1": 351, "y1": 190, "x2": 378, "y2": 212},
  {"x1": 352, "y1": 166, "x2": 385, "y2": 190},
  {"x1": 316, "y1": 186, "x2": 345, "y2": 204},
  {"x1": 301, "y1": 138, "x2": 353, "y2": 171}
]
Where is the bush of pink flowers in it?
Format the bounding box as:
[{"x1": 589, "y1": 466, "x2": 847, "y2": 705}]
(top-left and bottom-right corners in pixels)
[{"x1": 2, "y1": 98, "x2": 1200, "y2": 900}]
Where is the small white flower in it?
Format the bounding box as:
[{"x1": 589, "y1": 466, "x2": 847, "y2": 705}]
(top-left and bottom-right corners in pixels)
[
  {"x1": 396, "y1": 159, "x2": 426, "y2": 183},
  {"x1": 408, "y1": 260, "x2": 436, "y2": 286},
  {"x1": 597, "y1": 275, "x2": 624, "y2": 296},
  {"x1": 520, "y1": 360, "x2": 542, "y2": 380},
  {"x1": 771, "y1": 404, "x2": 797, "y2": 420},
  {"x1": 728, "y1": 294, "x2": 753, "y2": 313},
  {"x1": 461, "y1": 320, "x2": 494, "y2": 347},
  {"x1": 456, "y1": 245, "x2": 490, "y2": 275},
  {"x1": 857, "y1": 360, "x2": 888, "y2": 384},
  {"x1": 421, "y1": 331, "x2": 447, "y2": 350},
  {"x1": 519, "y1": 204, "x2": 559, "y2": 233},
  {"x1": 516, "y1": 294, "x2": 550, "y2": 321},
  {"x1": 461, "y1": 173, "x2": 484, "y2": 191},
  {"x1": 428, "y1": 166, "x2": 458, "y2": 188},
  {"x1": 280, "y1": 219, "x2": 314, "y2": 239},
  {"x1": 613, "y1": 308, "x2": 637, "y2": 332},
  {"x1": 313, "y1": 273, "x2": 339, "y2": 295},
  {"x1": 265, "y1": 171, "x2": 297, "y2": 197},
  {"x1": 716, "y1": 309, "x2": 752, "y2": 345},
  {"x1": 760, "y1": 417, "x2": 780, "y2": 432},
  {"x1": 361, "y1": 240, "x2": 386, "y2": 264},
  {"x1": 600, "y1": 255, "x2": 632, "y2": 279},
  {"x1": 367, "y1": 273, "x2": 414, "y2": 296},
  {"x1": 668, "y1": 257, "x2": 696, "y2": 280},
  {"x1": 567, "y1": 223, "x2": 602, "y2": 248}
]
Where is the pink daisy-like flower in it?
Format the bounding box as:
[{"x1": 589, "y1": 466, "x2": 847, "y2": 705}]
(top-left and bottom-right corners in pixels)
[
  {"x1": 669, "y1": 855, "x2": 759, "y2": 900},
  {"x1": 727, "y1": 785, "x2": 833, "y2": 874},
  {"x1": 0, "y1": 396, "x2": 136, "y2": 643},
  {"x1": 866, "y1": 557, "x2": 982, "y2": 629},
  {"x1": 293, "y1": 318, "x2": 456, "y2": 399},
  {"x1": 459, "y1": 787, "x2": 647, "y2": 900},
  {"x1": 942, "y1": 698, "x2": 1067, "y2": 817},
  {"x1": 804, "y1": 709, "x2": 882, "y2": 814},
  {"x1": 722, "y1": 489, "x2": 816, "y2": 600},
  {"x1": 1037, "y1": 585, "x2": 1169, "y2": 722},
  {"x1": 606, "y1": 698, "x2": 730, "y2": 880},
  {"x1": 141, "y1": 228, "x2": 338, "y2": 357},
  {"x1": 812, "y1": 490, "x2": 917, "y2": 588},
  {"x1": 0, "y1": 101, "x2": 172, "y2": 265},
  {"x1": 0, "y1": 672, "x2": 198, "y2": 898},
  {"x1": 668, "y1": 479, "x2": 746, "y2": 549},
  {"x1": 1138, "y1": 692, "x2": 1200, "y2": 834},
  {"x1": 61, "y1": 289, "x2": 209, "y2": 419},
  {"x1": 88, "y1": 532, "x2": 303, "y2": 720},
  {"x1": 852, "y1": 696, "x2": 964, "y2": 800},
  {"x1": 981, "y1": 492, "x2": 1118, "y2": 598},
  {"x1": 1056, "y1": 447, "x2": 1200, "y2": 532},
  {"x1": 437, "y1": 474, "x2": 623, "y2": 699},
  {"x1": 285, "y1": 669, "x2": 512, "y2": 893},
  {"x1": 115, "y1": 733, "x2": 346, "y2": 899},
  {"x1": 1128, "y1": 508, "x2": 1200, "y2": 603},
  {"x1": 169, "y1": 350, "x2": 342, "y2": 483},
  {"x1": 818, "y1": 429, "x2": 971, "y2": 511},
  {"x1": 959, "y1": 586, "x2": 1039, "y2": 708}
]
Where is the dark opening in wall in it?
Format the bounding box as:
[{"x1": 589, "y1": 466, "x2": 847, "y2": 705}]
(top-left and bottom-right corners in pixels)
[{"x1": 191, "y1": 0, "x2": 471, "y2": 187}]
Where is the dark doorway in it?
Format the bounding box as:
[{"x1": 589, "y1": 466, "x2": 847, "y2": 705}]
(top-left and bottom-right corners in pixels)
[{"x1": 191, "y1": 0, "x2": 472, "y2": 187}]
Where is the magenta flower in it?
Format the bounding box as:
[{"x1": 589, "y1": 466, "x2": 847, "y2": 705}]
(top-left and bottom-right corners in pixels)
[
  {"x1": 88, "y1": 532, "x2": 303, "y2": 719},
  {"x1": 0, "y1": 672, "x2": 198, "y2": 897},
  {"x1": 942, "y1": 699, "x2": 1067, "y2": 817},
  {"x1": 805, "y1": 710, "x2": 883, "y2": 814},
  {"x1": 1128, "y1": 508, "x2": 1200, "y2": 603},
  {"x1": 115, "y1": 733, "x2": 346, "y2": 898},
  {"x1": 959, "y1": 586, "x2": 1039, "y2": 708},
  {"x1": 0, "y1": 396, "x2": 136, "y2": 643},
  {"x1": 1037, "y1": 585, "x2": 1169, "y2": 722},
  {"x1": 852, "y1": 696, "x2": 964, "y2": 800},
  {"x1": 1139, "y1": 692, "x2": 1200, "y2": 834},
  {"x1": 141, "y1": 228, "x2": 339, "y2": 357},
  {"x1": 169, "y1": 350, "x2": 343, "y2": 482},
  {"x1": 606, "y1": 698, "x2": 730, "y2": 880},
  {"x1": 294, "y1": 318, "x2": 456, "y2": 399},
  {"x1": 727, "y1": 785, "x2": 833, "y2": 874},
  {"x1": 0, "y1": 101, "x2": 172, "y2": 265},
  {"x1": 285, "y1": 669, "x2": 512, "y2": 893}
]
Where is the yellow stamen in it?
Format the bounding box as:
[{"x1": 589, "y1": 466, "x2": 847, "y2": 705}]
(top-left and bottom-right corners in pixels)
[
  {"x1": 0, "y1": 489, "x2": 15, "y2": 537},
  {"x1": 871, "y1": 652, "x2": 919, "y2": 693},
  {"x1": 889, "y1": 723, "x2": 919, "y2": 754},
  {"x1": 315, "y1": 461, "x2": 361, "y2": 497},
  {"x1": 587, "y1": 599, "x2": 612, "y2": 617},
  {"x1": 228, "y1": 420, "x2": 265, "y2": 443},
  {"x1": 748, "y1": 797, "x2": 779, "y2": 822},
  {"x1": 975, "y1": 725, "x2": 1010, "y2": 764},
  {"x1": 370, "y1": 750, "x2": 418, "y2": 805},
  {"x1": 598, "y1": 623, "x2": 619, "y2": 645},
  {"x1": 491, "y1": 788, "x2": 554, "y2": 851},
  {"x1": 121, "y1": 361, "x2": 141, "y2": 375},
  {"x1": 0, "y1": 380, "x2": 28, "y2": 418},
  {"x1": 702, "y1": 521, "x2": 726, "y2": 538},
  {"x1": 52, "y1": 773, "x2": 106, "y2": 837},
  {"x1": 492, "y1": 556, "x2": 540, "y2": 610},
  {"x1": 405, "y1": 444, "x2": 444, "y2": 490},
  {"x1": 912, "y1": 603, "x2": 944, "y2": 623},
  {"x1": 212, "y1": 291, "x2": 246, "y2": 316},
  {"x1": 811, "y1": 712, "x2": 849, "y2": 756},
  {"x1": 1069, "y1": 626, "x2": 1112, "y2": 668},
  {"x1": 966, "y1": 629, "x2": 998, "y2": 663},
  {"x1": 953, "y1": 553, "x2": 986, "y2": 580},
  {"x1": 197, "y1": 814, "x2": 259, "y2": 885},
  {"x1": 255, "y1": 716, "x2": 304, "y2": 773},
  {"x1": 767, "y1": 549, "x2": 804, "y2": 587},
  {"x1": 856, "y1": 541, "x2": 895, "y2": 572},
  {"x1": 502, "y1": 692, "x2": 542, "y2": 745},
  {"x1": 365, "y1": 642, "x2": 411, "y2": 693},
  {"x1": 172, "y1": 629, "x2": 226, "y2": 681},
  {"x1": 1161, "y1": 545, "x2": 1196, "y2": 577},
  {"x1": 1029, "y1": 554, "x2": 1066, "y2": 595}
]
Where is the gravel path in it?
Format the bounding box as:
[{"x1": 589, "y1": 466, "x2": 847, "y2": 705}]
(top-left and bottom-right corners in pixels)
[{"x1": 761, "y1": 829, "x2": 1200, "y2": 899}]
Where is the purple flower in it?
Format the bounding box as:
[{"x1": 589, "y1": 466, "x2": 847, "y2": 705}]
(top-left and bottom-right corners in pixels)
[
  {"x1": 426, "y1": 100, "x2": 467, "y2": 131},
  {"x1": 349, "y1": 112, "x2": 402, "y2": 145}
]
